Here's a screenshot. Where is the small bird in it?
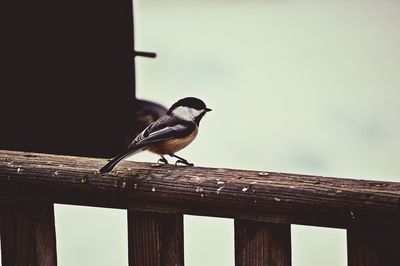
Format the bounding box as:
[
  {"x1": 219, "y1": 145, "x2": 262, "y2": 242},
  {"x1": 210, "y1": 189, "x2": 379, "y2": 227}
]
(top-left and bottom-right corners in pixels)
[{"x1": 99, "y1": 97, "x2": 211, "y2": 173}]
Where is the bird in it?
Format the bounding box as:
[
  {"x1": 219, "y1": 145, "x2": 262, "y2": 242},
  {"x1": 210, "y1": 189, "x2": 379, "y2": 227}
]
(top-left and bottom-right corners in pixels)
[{"x1": 99, "y1": 97, "x2": 211, "y2": 173}]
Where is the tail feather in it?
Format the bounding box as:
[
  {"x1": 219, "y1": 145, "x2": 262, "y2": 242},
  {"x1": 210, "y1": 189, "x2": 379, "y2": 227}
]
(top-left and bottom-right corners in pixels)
[
  {"x1": 99, "y1": 152, "x2": 127, "y2": 173},
  {"x1": 99, "y1": 147, "x2": 144, "y2": 173}
]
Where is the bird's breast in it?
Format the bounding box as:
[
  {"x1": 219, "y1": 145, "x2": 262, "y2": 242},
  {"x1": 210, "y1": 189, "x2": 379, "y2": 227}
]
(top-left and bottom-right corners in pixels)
[{"x1": 148, "y1": 127, "x2": 198, "y2": 155}]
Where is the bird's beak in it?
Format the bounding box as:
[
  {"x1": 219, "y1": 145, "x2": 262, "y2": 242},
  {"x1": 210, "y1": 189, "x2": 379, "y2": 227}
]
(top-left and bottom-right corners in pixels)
[{"x1": 205, "y1": 107, "x2": 212, "y2": 112}]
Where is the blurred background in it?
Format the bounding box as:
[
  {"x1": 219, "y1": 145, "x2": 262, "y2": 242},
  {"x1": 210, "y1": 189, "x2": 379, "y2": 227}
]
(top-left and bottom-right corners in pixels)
[{"x1": 21, "y1": 0, "x2": 400, "y2": 265}]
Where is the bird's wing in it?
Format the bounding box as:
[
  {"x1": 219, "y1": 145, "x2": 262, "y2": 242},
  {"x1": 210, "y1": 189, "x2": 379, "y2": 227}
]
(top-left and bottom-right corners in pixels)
[
  {"x1": 129, "y1": 116, "x2": 196, "y2": 148},
  {"x1": 99, "y1": 116, "x2": 194, "y2": 173}
]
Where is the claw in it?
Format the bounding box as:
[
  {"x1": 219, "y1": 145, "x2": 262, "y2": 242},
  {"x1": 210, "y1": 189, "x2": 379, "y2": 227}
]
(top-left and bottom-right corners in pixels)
[
  {"x1": 175, "y1": 159, "x2": 194, "y2": 166},
  {"x1": 157, "y1": 156, "x2": 169, "y2": 164}
]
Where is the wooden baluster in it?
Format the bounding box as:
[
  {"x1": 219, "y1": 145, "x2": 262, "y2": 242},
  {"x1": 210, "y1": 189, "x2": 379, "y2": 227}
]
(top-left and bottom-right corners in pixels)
[
  {"x1": 235, "y1": 220, "x2": 291, "y2": 266},
  {"x1": 0, "y1": 202, "x2": 57, "y2": 266},
  {"x1": 128, "y1": 211, "x2": 184, "y2": 266},
  {"x1": 347, "y1": 224, "x2": 400, "y2": 266}
]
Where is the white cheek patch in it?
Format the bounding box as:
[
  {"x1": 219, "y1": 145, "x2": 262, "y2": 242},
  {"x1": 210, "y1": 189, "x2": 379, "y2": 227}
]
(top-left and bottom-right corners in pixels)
[{"x1": 172, "y1": 106, "x2": 203, "y2": 121}]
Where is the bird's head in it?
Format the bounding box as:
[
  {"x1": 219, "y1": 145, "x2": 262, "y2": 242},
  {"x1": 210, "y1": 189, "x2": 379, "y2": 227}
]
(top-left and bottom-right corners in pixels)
[{"x1": 168, "y1": 97, "x2": 212, "y2": 124}]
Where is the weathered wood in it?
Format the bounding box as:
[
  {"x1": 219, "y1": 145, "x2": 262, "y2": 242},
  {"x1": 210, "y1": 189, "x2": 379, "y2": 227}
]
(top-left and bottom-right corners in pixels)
[
  {"x1": 0, "y1": 202, "x2": 57, "y2": 266},
  {"x1": 235, "y1": 220, "x2": 291, "y2": 266},
  {"x1": 128, "y1": 211, "x2": 184, "y2": 266},
  {"x1": 347, "y1": 225, "x2": 400, "y2": 266},
  {"x1": 0, "y1": 150, "x2": 399, "y2": 228}
]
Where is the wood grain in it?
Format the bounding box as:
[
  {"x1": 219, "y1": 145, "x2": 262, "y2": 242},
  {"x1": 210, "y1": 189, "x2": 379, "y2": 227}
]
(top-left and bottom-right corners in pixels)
[
  {"x1": 0, "y1": 202, "x2": 57, "y2": 266},
  {"x1": 235, "y1": 220, "x2": 291, "y2": 266},
  {"x1": 347, "y1": 225, "x2": 400, "y2": 266},
  {"x1": 0, "y1": 150, "x2": 399, "y2": 228},
  {"x1": 128, "y1": 211, "x2": 184, "y2": 266}
]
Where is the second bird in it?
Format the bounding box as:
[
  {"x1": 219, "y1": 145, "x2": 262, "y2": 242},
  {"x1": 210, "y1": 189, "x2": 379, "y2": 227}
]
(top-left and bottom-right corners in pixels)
[{"x1": 99, "y1": 97, "x2": 211, "y2": 173}]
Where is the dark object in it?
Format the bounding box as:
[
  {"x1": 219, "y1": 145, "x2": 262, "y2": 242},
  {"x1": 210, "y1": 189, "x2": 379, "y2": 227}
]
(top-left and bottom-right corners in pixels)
[
  {"x1": 1, "y1": 0, "x2": 161, "y2": 159},
  {"x1": 134, "y1": 51, "x2": 157, "y2": 58}
]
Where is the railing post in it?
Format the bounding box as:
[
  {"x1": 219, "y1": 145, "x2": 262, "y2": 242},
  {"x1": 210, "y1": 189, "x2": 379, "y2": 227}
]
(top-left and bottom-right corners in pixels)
[
  {"x1": 0, "y1": 202, "x2": 57, "y2": 266},
  {"x1": 235, "y1": 220, "x2": 291, "y2": 266},
  {"x1": 128, "y1": 211, "x2": 184, "y2": 266},
  {"x1": 347, "y1": 225, "x2": 400, "y2": 266}
]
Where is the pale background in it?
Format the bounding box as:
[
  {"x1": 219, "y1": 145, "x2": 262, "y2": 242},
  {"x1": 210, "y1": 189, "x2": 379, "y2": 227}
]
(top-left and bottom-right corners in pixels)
[{"x1": 2, "y1": 0, "x2": 400, "y2": 265}]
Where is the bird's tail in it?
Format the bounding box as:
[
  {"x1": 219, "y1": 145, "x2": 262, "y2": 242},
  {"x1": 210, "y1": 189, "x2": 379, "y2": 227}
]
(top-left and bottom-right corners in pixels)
[{"x1": 99, "y1": 147, "x2": 144, "y2": 174}]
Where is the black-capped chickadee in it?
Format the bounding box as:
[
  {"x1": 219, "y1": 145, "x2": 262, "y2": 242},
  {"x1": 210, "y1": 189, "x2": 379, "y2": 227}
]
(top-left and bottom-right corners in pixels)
[{"x1": 100, "y1": 97, "x2": 211, "y2": 173}]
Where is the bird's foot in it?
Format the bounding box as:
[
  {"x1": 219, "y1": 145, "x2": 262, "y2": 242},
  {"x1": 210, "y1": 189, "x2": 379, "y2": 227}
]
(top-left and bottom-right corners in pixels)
[
  {"x1": 157, "y1": 156, "x2": 169, "y2": 164},
  {"x1": 175, "y1": 159, "x2": 194, "y2": 166}
]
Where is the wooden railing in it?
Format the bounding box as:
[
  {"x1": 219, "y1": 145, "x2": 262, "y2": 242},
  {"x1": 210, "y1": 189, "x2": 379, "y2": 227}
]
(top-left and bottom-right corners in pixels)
[{"x1": 0, "y1": 150, "x2": 399, "y2": 266}]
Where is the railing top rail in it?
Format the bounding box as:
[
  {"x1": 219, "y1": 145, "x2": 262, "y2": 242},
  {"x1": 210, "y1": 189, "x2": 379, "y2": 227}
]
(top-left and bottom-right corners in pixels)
[{"x1": 0, "y1": 150, "x2": 399, "y2": 228}]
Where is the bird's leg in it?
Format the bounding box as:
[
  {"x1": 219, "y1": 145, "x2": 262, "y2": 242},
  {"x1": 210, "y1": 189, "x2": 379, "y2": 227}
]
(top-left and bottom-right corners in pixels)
[
  {"x1": 157, "y1": 155, "x2": 169, "y2": 164},
  {"x1": 169, "y1": 154, "x2": 194, "y2": 166}
]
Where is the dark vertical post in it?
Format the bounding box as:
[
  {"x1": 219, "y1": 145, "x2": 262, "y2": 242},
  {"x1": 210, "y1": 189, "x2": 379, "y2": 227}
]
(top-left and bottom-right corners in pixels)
[
  {"x1": 0, "y1": 202, "x2": 57, "y2": 266},
  {"x1": 2, "y1": 0, "x2": 137, "y2": 158},
  {"x1": 347, "y1": 225, "x2": 400, "y2": 266},
  {"x1": 235, "y1": 220, "x2": 291, "y2": 266},
  {"x1": 128, "y1": 211, "x2": 184, "y2": 266}
]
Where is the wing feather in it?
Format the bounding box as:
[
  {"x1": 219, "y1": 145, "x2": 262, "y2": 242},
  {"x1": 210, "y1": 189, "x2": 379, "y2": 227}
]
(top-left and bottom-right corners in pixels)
[{"x1": 129, "y1": 116, "x2": 195, "y2": 148}]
